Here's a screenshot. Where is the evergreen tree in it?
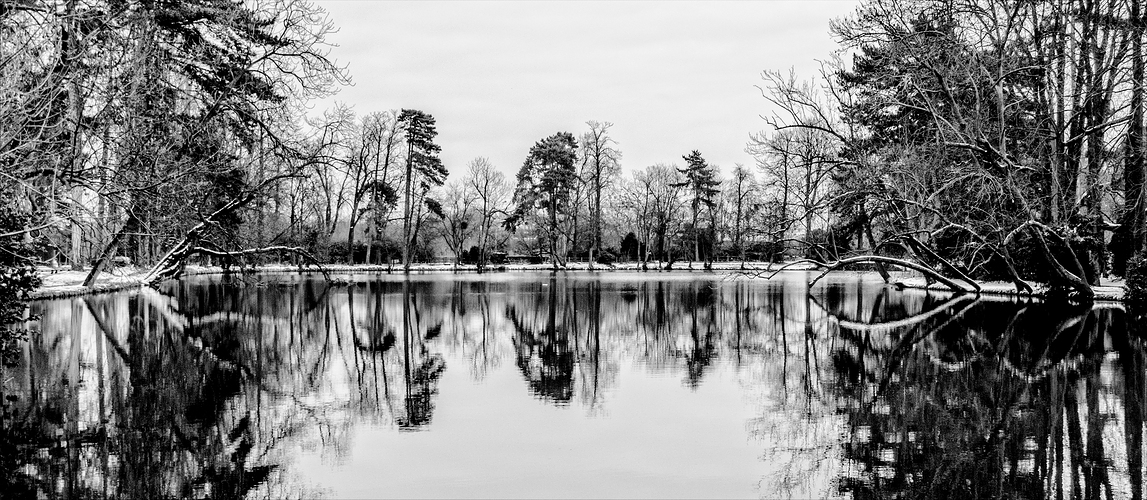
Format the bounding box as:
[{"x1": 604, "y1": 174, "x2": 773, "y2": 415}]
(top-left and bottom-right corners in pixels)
[
  {"x1": 398, "y1": 109, "x2": 447, "y2": 271},
  {"x1": 677, "y1": 150, "x2": 720, "y2": 267},
  {"x1": 508, "y1": 132, "x2": 579, "y2": 268}
]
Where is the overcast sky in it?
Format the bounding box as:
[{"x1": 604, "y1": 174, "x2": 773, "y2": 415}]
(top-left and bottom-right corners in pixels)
[{"x1": 312, "y1": 0, "x2": 861, "y2": 179}]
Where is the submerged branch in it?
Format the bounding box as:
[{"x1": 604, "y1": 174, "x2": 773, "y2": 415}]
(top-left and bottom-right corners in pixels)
[
  {"x1": 759, "y1": 255, "x2": 974, "y2": 294},
  {"x1": 804, "y1": 255, "x2": 973, "y2": 293}
]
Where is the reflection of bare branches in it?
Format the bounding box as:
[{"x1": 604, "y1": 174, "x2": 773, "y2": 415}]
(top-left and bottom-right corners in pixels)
[
  {"x1": 822, "y1": 294, "x2": 977, "y2": 333},
  {"x1": 874, "y1": 298, "x2": 980, "y2": 394},
  {"x1": 468, "y1": 291, "x2": 502, "y2": 380},
  {"x1": 17, "y1": 272, "x2": 1145, "y2": 499}
]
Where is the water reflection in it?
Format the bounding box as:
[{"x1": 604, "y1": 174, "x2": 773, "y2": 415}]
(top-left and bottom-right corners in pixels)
[{"x1": 1, "y1": 272, "x2": 1144, "y2": 498}]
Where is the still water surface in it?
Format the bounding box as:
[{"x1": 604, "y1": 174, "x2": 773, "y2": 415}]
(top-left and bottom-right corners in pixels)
[{"x1": 3, "y1": 271, "x2": 1145, "y2": 498}]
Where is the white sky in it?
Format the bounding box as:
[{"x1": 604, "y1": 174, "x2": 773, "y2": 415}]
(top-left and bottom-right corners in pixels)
[{"x1": 312, "y1": 0, "x2": 861, "y2": 179}]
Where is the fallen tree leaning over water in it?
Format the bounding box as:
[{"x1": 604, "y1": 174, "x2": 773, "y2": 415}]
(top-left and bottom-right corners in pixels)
[
  {"x1": 143, "y1": 245, "x2": 328, "y2": 286},
  {"x1": 767, "y1": 255, "x2": 977, "y2": 294},
  {"x1": 138, "y1": 181, "x2": 328, "y2": 286},
  {"x1": 77, "y1": 171, "x2": 331, "y2": 287}
]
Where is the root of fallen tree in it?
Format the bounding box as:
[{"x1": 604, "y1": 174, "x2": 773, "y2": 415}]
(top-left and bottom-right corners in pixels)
[{"x1": 143, "y1": 245, "x2": 328, "y2": 286}]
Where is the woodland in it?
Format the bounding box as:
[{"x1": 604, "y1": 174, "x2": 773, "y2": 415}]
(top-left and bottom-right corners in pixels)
[{"x1": 1, "y1": 0, "x2": 1147, "y2": 302}]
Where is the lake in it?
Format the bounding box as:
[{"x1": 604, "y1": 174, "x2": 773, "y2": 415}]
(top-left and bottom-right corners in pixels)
[{"x1": 3, "y1": 271, "x2": 1144, "y2": 499}]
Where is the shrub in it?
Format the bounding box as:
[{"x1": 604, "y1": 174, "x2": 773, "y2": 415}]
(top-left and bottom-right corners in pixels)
[
  {"x1": 0, "y1": 194, "x2": 42, "y2": 366},
  {"x1": 596, "y1": 251, "x2": 616, "y2": 266},
  {"x1": 1126, "y1": 257, "x2": 1147, "y2": 304},
  {"x1": 805, "y1": 225, "x2": 852, "y2": 260},
  {"x1": 489, "y1": 252, "x2": 507, "y2": 264},
  {"x1": 619, "y1": 232, "x2": 640, "y2": 261},
  {"x1": 461, "y1": 246, "x2": 481, "y2": 264}
]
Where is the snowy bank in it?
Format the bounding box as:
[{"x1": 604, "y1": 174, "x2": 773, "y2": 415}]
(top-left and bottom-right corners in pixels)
[{"x1": 28, "y1": 261, "x2": 1126, "y2": 302}]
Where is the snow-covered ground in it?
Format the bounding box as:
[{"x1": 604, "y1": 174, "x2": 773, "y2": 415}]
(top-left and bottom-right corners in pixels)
[
  {"x1": 893, "y1": 276, "x2": 1125, "y2": 301},
  {"x1": 26, "y1": 260, "x2": 809, "y2": 298},
  {"x1": 30, "y1": 261, "x2": 1126, "y2": 302},
  {"x1": 32, "y1": 266, "x2": 151, "y2": 299}
]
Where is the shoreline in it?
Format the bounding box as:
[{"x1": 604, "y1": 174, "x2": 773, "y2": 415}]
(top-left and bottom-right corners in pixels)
[
  {"x1": 891, "y1": 276, "x2": 1126, "y2": 302},
  {"x1": 29, "y1": 261, "x2": 1128, "y2": 303},
  {"x1": 29, "y1": 261, "x2": 789, "y2": 299}
]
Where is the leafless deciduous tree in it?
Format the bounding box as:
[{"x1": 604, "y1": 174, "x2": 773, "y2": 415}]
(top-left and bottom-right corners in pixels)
[
  {"x1": 439, "y1": 178, "x2": 477, "y2": 267},
  {"x1": 465, "y1": 157, "x2": 511, "y2": 271},
  {"x1": 622, "y1": 164, "x2": 684, "y2": 268},
  {"x1": 724, "y1": 164, "x2": 758, "y2": 266},
  {"x1": 579, "y1": 121, "x2": 621, "y2": 267}
]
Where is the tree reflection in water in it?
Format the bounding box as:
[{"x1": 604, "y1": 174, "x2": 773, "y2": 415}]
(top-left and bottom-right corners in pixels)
[
  {"x1": 0, "y1": 272, "x2": 1143, "y2": 498},
  {"x1": 821, "y1": 285, "x2": 1147, "y2": 500}
]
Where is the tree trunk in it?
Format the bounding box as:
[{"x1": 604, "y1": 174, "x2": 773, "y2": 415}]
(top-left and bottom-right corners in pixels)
[
  {"x1": 592, "y1": 175, "x2": 601, "y2": 269},
  {"x1": 65, "y1": 2, "x2": 85, "y2": 271},
  {"x1": 409, "y1": 189, "x2": 426, "y2": 267},
  {"x1": 257, "y1": 130, "x2": 266, "y2": 258},
  {"x1": 1127, "y1": 0, "x2": 1146, "y2": 262},
  {"x1": 365, "y1": 218, "x2": 374, "y2": 265},
  {"x1": 402, "y1": 142, "x2": 414, "y2": 272},
  {"x1": 703, "y1": 209, "x2": 711, "y2": 267},
  {"x1": 692, "y1": 201, "x2": 699, "y2": 268},
  {"x1": 83, "y1": 217, "x2": 135, "y2": 287},
  {"x1": 806, "y1": 255, "x2": 971, "y2": 293},
  {"x1": 570, "y1": 202, "x2": 579, "y2": 265},
  {"x1": 550, "y1": 204, "x2": 559, "y2": 270},
  {"x1": 479, "y1": 213, "x2": 492, "y2": 273},
  {"x1": 70, "y1": 187, "x2": 83, "y2": 270},
  {"x1": 655, "y1": 229, "x2": 666, "y2": 263},
  {"x1": 1053, "y1": 0, "x2": 1068, "y2": 224},
  {"x1": 96, "y1": 129, "x2": 109, "y2": 261},
  {"x1": 347, "y1": 222, "x2": 357, "y2": 265},
  {"x1": 736, "y1": 193, "x2": 744, "y2": 265}
]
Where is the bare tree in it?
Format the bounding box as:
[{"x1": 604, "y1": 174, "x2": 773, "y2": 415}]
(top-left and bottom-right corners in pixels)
[
  {"x1": 628, "y1": 164, "x2": 685, "y2": 267},
  {"x1": 439, "y1": 179, "x2": 477, "y2": 268},
  {"x1": 346, "y1": 111, "x2": 401, "y2": 264},
  {"x1": 309, "y1": 104, "x2": 358, "y2": 259},
  {"x1": 579, "y1": 121, "x2": 622, "y2": 267},
  {"x1": 465, "y1": 157, "x2": 511, "y2": 271},
  {"x1": 749, "y1": 126, "x2": 840, "y2": 258},
  {"x1": 725, "y1": 164, "x2": 758, "y2": 265}
]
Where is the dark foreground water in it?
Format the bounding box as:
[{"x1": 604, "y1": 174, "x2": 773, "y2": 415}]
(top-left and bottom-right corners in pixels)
[{"x1": 2, "y1": 271, "x2": 1145, "y2": 499}]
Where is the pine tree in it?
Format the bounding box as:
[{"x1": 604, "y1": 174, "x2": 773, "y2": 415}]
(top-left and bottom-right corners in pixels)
[
  {"x1": 398, "y1": 109, "x2": 447, "y2": 271},
  {"x1": 677, "y1": 150, "x2": 720, "y2": 267},
  {"x1": 509, "y1": 132, "x2": 579, "y2": 268}
]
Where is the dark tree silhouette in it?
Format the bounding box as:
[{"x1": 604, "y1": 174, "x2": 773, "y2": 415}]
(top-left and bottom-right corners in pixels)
[
  {"x1": 676, "y1": 150, "x2": 720, "y2": 268},
  {"x1": 398, "y1": 109, "x2": 447, "y2": 272},
  {"x1": 508, "y1": 132, "x2": 579, "y2": 269}
]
